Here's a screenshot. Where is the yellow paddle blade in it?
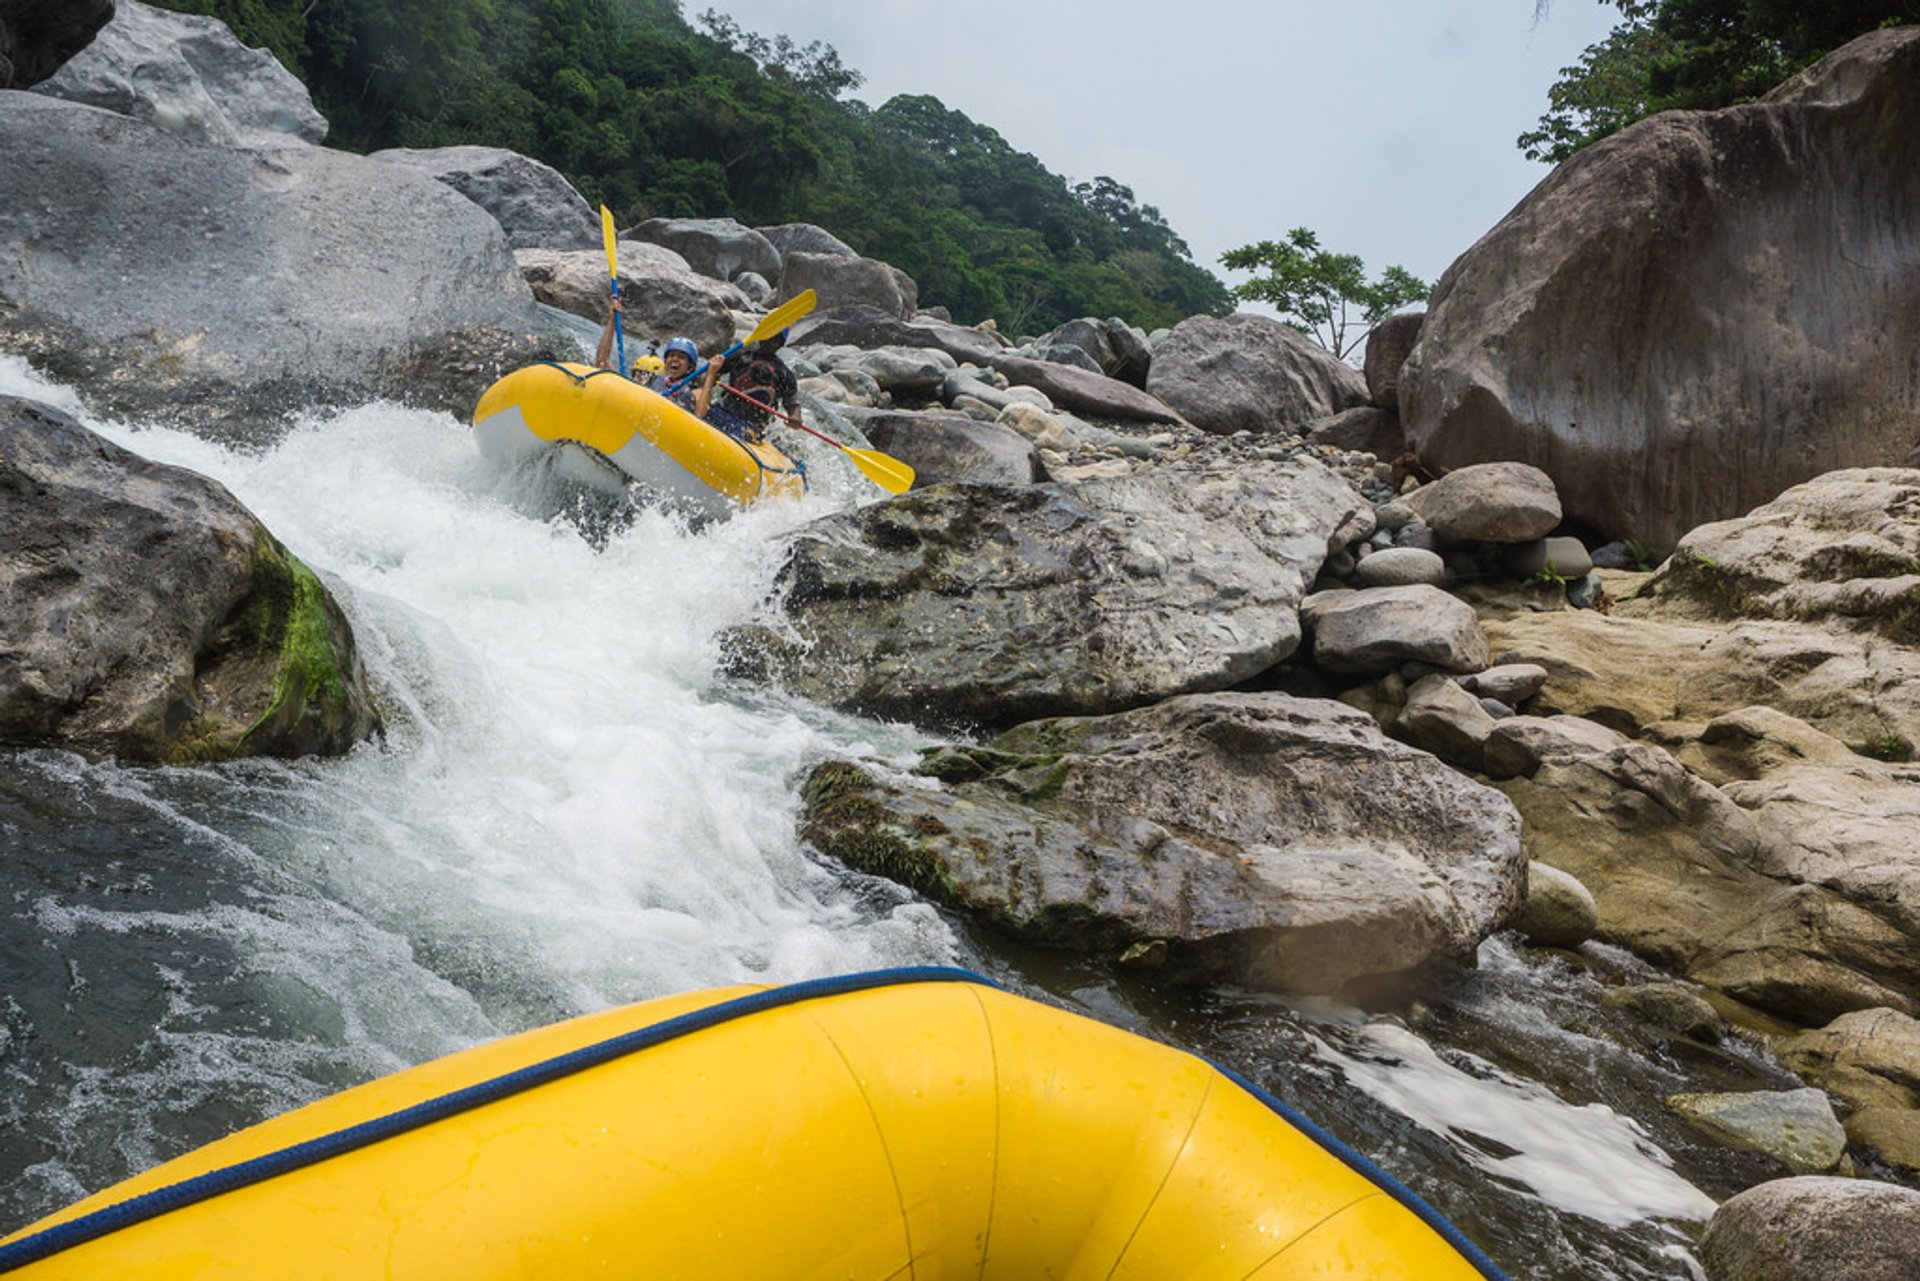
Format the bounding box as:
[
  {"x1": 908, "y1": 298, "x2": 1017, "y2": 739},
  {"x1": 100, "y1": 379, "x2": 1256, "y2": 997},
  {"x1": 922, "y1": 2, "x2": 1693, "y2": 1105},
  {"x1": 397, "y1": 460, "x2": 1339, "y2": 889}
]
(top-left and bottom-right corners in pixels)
[
  {"x1": 848, "y1": 446, "x2": 914, "y2": 494},
  {"x1": 746, "y1": 289, "x2": 816, "y2": 346},
  {"x1": 599, "y1": 205, "x2": 619, "y2": 280}
]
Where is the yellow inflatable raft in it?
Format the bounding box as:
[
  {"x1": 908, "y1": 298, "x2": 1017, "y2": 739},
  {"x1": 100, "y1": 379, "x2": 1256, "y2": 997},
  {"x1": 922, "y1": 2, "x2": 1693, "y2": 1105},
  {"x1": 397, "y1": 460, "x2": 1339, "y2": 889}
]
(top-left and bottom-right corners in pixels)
[
  {"x1": 472, "y1": 362, "x2": 808, "y2": 512},
  {"x1": 0, "y1": 968, "x2": 1505, "y2": 1279}
]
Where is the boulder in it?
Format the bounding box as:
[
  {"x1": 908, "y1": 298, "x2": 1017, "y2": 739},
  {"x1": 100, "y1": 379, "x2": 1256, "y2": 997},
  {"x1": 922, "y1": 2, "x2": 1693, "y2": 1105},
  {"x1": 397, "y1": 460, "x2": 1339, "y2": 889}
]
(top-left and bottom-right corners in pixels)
[
  {"x1": 1631, "y1": 468, "x2": 1920, "y2": 644},
  {"x1": 756, "y1": 222, "x2": 857, "y2": 262},
  {"x1": 0, "y1": 0, "x2": 113, "y2": 89},
  {"x1": 799, "y1": 691, "x2": 1525, "y2": 998},
  {"x1": 725, "y1": 456, "x2": 1370, "y2": 731},
  {"x1": 0, "y1": 94, "x2": 558, "y2": 438},
  {"x1": 1778, "y1": 1008, "x2": 1920, "y2": 1112},
  {"x1": 0, "y1": 397, "x2": 378, "y2": 761},
  {"x1": 1027, "y1": 317, "x2": 1152, "y2": 387},
  {"x1": 851, "y1": 411, "x2": 1041, "y2": 487},
  {"x1": 1400, "y1": 462, "x2": 1562, "y2": 544},
  {"x1": 1145, "y1": 313, "x2": 1367, "y2": 435},
  {"x1": 840, "y1": 346, "x2": 953, "y2": 398},
  {"x1": 369, "y1": 145, "x2": 596, "y2": 250},
  {"x1": 1302, "y1": 585, "x2": 1491, "y2": 677},
  {"x1": 1305, "y1": 406, "x2": 1406, "y2": 458},
  {"x1": 1363, "y1": 311, "x2": 1422, "y2": 409},
  {"x1": 1351, "y1": 547, "x2": 1446, "y2": 588},
  {"x1": 989, "y1": 353, "x2": 1184, "y2": 425},
  {"x1": 1400, "y1": 30, "x2": 1920, "y2": 551},
  {"x1": 1393, "y1": 672, "x2": 1496, "y2": 769},
  {"x1": 1667, "y1": 1088, "x2": 1847, "y2": 1173},
  {"x1": 621, "y1": 216, "x2": 780, "y2": 283},
  {"x1": 513, "y1": 247, "x2": 733, "y2": 355},
  {"x1": 777, "y1": 251, "x2": 917, "y2": 319},
  {"x1": 33, "y1": 0, "x2": 327, "y2": 149},
  {"x1": 1513, "y1": 860, "x2": 1598, "y2": 948},
  {"x1": 1603, "y1": 981, "x2": 1724, "y2": 1041},
  {"x1": 1457, "y1": 662, "x2": 1548, "y2": 706},
  {"x1": 1504, "y1": 535, "x2": 1594, "y2": 582},
  {"x1": 1700, "y1": 1176, "x2": 1920, "y2": 1281}
]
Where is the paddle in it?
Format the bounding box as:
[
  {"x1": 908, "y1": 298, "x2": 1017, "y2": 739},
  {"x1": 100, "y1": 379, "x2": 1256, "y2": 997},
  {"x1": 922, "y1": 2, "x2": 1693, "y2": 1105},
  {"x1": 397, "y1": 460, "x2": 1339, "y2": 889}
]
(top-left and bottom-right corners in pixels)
[
  {"x1": 599, "y1": 205, "x2": 625, "y2": 378},
  {"x1": 667, "y1": 289, "x2": 818, "y2": 396},
  {"x1": 715, "y1": 381, "x2": 914, "y2": 494}
]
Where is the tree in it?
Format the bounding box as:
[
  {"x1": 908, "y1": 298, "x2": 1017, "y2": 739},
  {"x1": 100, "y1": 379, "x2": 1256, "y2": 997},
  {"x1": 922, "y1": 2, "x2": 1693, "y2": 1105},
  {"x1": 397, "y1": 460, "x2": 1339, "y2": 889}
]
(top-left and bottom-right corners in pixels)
[
  {"x1": 1219, "y1": 230, "x2": 1428, "y2": 360},
  {"x1": 1523, "y1": 0, "x2": 1915, "y2": 162}
]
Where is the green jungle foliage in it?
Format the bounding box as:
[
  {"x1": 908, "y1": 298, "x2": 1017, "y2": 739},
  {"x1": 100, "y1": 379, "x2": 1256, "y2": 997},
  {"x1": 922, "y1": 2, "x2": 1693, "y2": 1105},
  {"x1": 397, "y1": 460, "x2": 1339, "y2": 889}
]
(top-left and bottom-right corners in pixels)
[
  {"x1": 1521, "y1": 0, "x2": 1918, "y2": 162},
  {"x1": 154, "y1": 0, "x2": 1232, "y2": 333}
]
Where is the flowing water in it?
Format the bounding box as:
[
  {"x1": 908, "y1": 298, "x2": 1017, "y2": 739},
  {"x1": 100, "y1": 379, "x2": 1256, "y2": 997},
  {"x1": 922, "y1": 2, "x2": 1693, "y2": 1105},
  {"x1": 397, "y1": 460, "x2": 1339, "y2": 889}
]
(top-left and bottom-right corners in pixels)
[{"x1": 0, "y1": 352, "x2": 1806, "y2": 1277}]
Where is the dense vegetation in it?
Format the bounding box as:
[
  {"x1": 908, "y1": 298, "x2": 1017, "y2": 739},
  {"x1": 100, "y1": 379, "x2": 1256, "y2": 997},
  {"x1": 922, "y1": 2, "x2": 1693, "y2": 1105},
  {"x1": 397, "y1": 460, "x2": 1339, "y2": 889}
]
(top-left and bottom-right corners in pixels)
[
  {"x1": 1522, "y1": 0, "x2": 1917, "y2": 161},
  {"x1": 153, "y1": 0, "x2": 1232, "y2": 333}
]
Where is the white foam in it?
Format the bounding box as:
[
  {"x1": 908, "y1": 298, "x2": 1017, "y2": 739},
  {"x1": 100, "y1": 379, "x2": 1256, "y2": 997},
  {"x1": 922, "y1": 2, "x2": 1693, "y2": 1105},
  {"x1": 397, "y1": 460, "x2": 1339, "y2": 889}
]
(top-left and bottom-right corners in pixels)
[{"x1": 1312, "y1": 1020, "x2": 1718, "y2": 1229}]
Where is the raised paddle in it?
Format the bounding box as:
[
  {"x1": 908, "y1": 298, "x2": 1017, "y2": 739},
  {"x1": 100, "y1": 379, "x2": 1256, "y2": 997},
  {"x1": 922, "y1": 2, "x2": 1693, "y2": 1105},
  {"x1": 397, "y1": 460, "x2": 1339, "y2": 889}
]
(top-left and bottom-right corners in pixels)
[
  {"x1": 667, "y1": 289, "x2": 818, "y2": 395},
  {"x1": 599, "y1": 205, "x2": 626, "y2": 377},
  {"x1": 715, "y1": 381, "x2": 914, "y2": 495}
]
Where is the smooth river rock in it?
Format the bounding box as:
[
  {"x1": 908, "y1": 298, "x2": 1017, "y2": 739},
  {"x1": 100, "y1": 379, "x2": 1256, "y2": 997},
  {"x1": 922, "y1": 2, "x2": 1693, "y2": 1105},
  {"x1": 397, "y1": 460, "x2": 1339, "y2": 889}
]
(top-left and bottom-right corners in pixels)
[{"x1": 1701, "y1": 1176, "x2": 1920, "y2": 1281}]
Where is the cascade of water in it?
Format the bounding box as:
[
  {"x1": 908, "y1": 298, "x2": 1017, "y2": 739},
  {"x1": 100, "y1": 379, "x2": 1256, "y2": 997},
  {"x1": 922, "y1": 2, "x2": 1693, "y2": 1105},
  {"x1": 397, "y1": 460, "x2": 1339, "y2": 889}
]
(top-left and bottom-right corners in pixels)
[{"x1": 2, "y1": 356, "x2": 1768, "y2": 1278}]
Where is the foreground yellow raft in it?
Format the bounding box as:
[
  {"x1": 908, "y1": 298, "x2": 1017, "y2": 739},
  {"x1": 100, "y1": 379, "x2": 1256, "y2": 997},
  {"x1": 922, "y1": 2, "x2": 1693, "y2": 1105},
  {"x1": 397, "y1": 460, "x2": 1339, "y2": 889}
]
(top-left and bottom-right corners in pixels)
[
  {"x1": 472, "y1": 361, "x2": 808, "y2": 511},
  {"x1": 0, "y1": 969, "x2": 1504, "y2": 1279}
]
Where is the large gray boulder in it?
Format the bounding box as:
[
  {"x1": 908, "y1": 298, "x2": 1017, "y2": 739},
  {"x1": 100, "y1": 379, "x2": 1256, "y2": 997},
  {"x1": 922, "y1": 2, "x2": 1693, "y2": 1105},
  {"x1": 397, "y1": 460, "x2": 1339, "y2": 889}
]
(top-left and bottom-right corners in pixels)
[
  {"x1": 1028, "y1": 317, "x2": 1152, "y2": 387},
  {"x1": 1400, "y1": 461, "x2": 1563, "y2": 544},
  {"x1": 988, "y1": 353, "x2": 1184, "y2": 424},
  {"x1": 801, "y1": 692, "x2": 1525, "y2": 997},
  {"x1": 1363, "y1": 311, "x2": 1422, "y2": 409},
  {"x1": 513, "y1": 246, "x2": 734, "y2": 354},
  {"x1": 1146, "y1": 313, "x2": 1368, "y2": 435},
  {"x1": 1700, "y1": 1176, "x2": 1920, "y2": 1281},
  {"x1": 0, "y1": 0, "x2": 112, "y2": 89},
  {"x1": 0, "y1": 93, "x2": 558, "y2": 438},
  {"x1": 778, "y1": 251, "x2": 918, "y2": 320},
  {"x1": 0, "y1": 397, "x2": 378, "y2": 761},
  {"x1": 727, "y1": 456, "x2": 1371, "y2": 731},
  {"x1": 851, "y1": 410, "x2": 1040, "y2": 487},
  {"x1": 1401, "y1": 29, "x2": 1920, "y2": 551},
  {"x1": 757, "y1": 222, "x2": 857, "y2": 262},
  {"x1": 622, "y1": 216, "x2": 780, "y2": 283},
  {"x1": 1302, "y1": 585, "x2": 1491, "y2": 676},
  {"x1": 370, "y1": 145, "x2": 596, "y2": 250},
  {"x1": 34, "y1": 0, "x2": 326, "y2": 149}
]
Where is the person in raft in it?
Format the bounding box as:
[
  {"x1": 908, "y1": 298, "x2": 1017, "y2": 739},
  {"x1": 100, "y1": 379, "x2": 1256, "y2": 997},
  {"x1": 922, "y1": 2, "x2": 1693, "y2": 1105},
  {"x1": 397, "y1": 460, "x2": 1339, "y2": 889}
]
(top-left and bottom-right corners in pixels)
[
  {"x1": 594, "y1": 297, "x2": 701, "y2": 410},
  {"x1": 694, "y1": 330, "x2": 800, "y2": 446}
]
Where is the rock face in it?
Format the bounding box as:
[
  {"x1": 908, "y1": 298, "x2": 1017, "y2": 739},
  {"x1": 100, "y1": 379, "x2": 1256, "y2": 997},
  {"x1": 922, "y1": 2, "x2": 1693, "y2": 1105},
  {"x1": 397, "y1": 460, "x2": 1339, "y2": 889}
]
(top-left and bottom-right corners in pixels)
[
  {"x1": 0, "y1": 0, "x2": 113, "y2": 89},
  {"x1": 800, "y1": 692, "x2": 1525, "y2": 997},
  {"x1": 1700, "y1": 1176, "x2": 1920, "y2": 1281},
  {"x1": 33, "y1": 0, "x2": 327, "y2": 149},
  {"x1": 728, "y1": 457, "x2": 1370, "y2": 731},
  {"x1": 0, "y1": 94, "x2": 558, "y2": 438},
  {"x1": 1401, "y1": 29, "x2": 1920, "y2": 551},
  {"x1": 370, "y1": 145, "x2": 597, "y2": 250},
  {"x1": 513, "y1": 247, "x2": 734, "y2": 354},
  {"x1": 1146, "y1": 313, "x2": 1367, "y2": 435},
  {"x1": 778, "y1": 251, "x2": 917, "y2": 319},
  {"x1": 1363, "y1": 311, "x2": 1422, "y2": 410},
  {"x1": 622, "y1": 216, "x2": 780, "y2": 283},
  {"x1": 1633, "y1": 468, "x2": 1920, "y2": 644},
  {"x1": 0, "y1": 397, "x2": 377, "y2": 761}
]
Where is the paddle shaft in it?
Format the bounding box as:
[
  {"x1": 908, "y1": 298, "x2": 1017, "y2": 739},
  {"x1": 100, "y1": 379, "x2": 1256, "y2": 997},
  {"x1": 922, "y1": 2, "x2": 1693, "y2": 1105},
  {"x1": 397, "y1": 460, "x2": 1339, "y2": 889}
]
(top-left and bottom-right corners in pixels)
[{"x1": 710, "y1": 382, "x2": 914, "y2": 494}]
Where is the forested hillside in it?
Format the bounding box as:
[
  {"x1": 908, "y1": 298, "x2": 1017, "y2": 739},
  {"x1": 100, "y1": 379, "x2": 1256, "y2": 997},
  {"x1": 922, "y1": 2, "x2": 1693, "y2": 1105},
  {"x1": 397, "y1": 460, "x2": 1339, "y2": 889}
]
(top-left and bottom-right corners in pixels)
[{"x1": 153, "y1": 0, "x2": 1232, "y2": 333}]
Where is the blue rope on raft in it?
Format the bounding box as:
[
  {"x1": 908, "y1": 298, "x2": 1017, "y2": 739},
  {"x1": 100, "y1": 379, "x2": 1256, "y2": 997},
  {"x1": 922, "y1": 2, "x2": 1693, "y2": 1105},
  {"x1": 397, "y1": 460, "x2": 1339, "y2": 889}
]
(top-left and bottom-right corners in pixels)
[{"x1": 0, "y1": 967, "x2": 1504, "y2": 1279}]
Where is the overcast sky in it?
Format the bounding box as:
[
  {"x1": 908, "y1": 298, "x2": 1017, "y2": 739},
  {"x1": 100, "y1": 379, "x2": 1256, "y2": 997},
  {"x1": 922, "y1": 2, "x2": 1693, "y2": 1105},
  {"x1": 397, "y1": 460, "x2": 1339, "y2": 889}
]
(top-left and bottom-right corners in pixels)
[{"x1": 704, "y1": 1, "x2": 1623, "y2": 294}]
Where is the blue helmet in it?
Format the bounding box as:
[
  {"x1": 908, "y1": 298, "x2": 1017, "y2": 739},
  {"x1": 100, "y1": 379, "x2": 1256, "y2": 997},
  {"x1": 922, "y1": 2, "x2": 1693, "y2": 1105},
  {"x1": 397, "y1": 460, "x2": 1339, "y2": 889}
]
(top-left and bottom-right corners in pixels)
[{"x1": 662, "y1": 337, "x2": 699, "y2": 366}]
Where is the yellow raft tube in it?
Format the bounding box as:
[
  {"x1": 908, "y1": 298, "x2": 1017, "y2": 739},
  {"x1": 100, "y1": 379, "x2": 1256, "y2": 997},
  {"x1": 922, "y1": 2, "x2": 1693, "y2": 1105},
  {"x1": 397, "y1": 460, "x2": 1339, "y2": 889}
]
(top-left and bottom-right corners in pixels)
[
  {"x1": 0, "y1": 969, "x2": 1505, "y2": 1279},
  {"x1": 472, "y1": 362, "x2": 808, "y2": 512}
]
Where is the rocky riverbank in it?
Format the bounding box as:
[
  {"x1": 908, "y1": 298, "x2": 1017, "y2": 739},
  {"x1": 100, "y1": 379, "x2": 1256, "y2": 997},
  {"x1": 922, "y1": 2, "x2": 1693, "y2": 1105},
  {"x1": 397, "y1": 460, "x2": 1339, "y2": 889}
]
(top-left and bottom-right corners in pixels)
[{"x1": 4, "y1": 7, "x2": 1919, "y2": 1275}]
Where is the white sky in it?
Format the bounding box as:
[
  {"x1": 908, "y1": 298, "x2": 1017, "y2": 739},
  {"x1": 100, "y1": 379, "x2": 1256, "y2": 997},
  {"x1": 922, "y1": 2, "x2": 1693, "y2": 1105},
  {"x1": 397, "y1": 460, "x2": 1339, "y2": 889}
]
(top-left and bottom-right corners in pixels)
[{"x1": 702, "y1": 1, "x2": 1623, "y2": 293}]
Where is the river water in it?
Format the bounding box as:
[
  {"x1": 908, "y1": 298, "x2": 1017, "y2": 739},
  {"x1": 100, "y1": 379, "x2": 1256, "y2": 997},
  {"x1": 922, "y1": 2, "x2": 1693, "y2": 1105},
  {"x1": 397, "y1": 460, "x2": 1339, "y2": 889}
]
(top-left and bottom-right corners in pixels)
[{"x1": 0, "y1": 352, "x2": 1806, "y2": 1277}]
